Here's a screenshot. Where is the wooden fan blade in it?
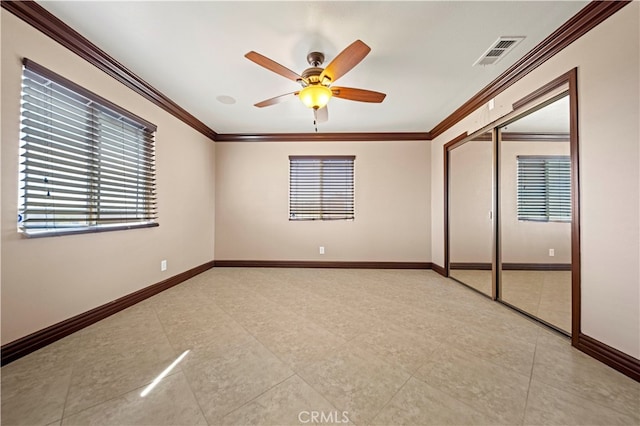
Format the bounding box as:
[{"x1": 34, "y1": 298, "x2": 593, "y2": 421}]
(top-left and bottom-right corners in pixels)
[
  {"x1": 254, "y1": 92, "x2": 298, "y2": 108},
  {"x1": 315, "y1": 106, "x2": 328, "y2": 123},
  {"x1": 331, "y1": 87, "x2": 386, "y2": 103},
  {"x1": 245, "y1": 51, "x2": 302, "y2": 82},
  {"x1": 320, "y1": 40, "x2": 371, "y2": 84}
]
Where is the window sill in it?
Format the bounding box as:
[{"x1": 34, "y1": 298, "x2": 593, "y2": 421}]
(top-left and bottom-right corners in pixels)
[{"x1": 19, "y1": 222, "x2": 159, "y2": 238}]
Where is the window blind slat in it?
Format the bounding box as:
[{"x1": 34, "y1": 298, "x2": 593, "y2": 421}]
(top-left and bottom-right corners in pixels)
[
  {"x1": 19, "y1": 61, "x2": 157, "y2": 235},
  {"x1": 517, "y1": 155, "x2": 571, "y2": 222},
  {"x1": 289, "y1": 156, "x2": 354, "y2": 221}
]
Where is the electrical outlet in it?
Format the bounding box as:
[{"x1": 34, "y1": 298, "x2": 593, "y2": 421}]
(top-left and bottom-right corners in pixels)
[
  {"x1": 548, "y1": 249, "x2": 555, "y2": 257},
  {"x1": 319, "y1": 246, "x2": 325, "y2": 255},
  {"x1": 161, "y1": 260, "x2": 167, "y2": 271}
]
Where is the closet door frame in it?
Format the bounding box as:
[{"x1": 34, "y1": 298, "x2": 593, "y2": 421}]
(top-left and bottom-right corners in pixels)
[{"x1": 443, "y1": 68, "x2": 580, "y2": 340}]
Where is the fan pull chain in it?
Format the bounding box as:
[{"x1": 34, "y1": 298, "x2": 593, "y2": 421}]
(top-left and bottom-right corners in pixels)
[{"x1": 313, "y1": 109, "x2": 318, "y2": 132}]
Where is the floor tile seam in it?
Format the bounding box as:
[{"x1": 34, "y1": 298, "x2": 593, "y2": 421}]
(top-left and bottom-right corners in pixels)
[
  {"x1": 441, "y1": 335, "x2": 537, "y2": 379},
  {"x1": 533, "y1": 338, "x2": 638, "y2": 376},
  {"x1": 349, "y1": 332, "x2": 445, "y2": 379},
  {"x1": 367, "y1": 371, "x2": 413, "y2": 425},
  {"x1": 209, "y1": 297, "x2": 283, "y2": 339},
  {"x1": 292, "y1": 371, "x2": 365, "y2": 426},
  {"x1": 282, "y1": 284, "x2": 366, "y2": 308},
  {"x1": 520, "y1": 340, "x2": 539, "y2": 426},
  {"x1": 150, "y1": 301, "x2": 190, "y2": 357},
  {"x1": 206, "y1": 300, "x2": 301, "y2": 384},
  {"x1": 408, "y1": 372, "x2": 508, "y2": 424},
  {"x1": 58, "y1": 338, "x2": 84, "y2": 422},
  {"x1": 38, "y1": 368, "x2": 73, "y2": 424},
  {"x1": 62, "y1": 305, "x2": 184, "y2": 417},
  {"x1": 252, "y1": 318, "x2": 352, "y2": 350},
  {"x1": 150, "y1": 298, "x2": 222, "y2": 373},
  {"x1": 151, "y1": 305, "x2": 211, "y2": 424},
  {"x1": 462, "y1": 328, "x2": 542, "y2": 354},
  {"x1": 179, "y1": 365, "x2": 220, "y2": 426},
  {"x1": 274, "y1": 302, "x2": 368, "y2": 344},
  {"x1": 217, "y1": 372, "x2": 298, "y2": 423},
  {"x1": 290, "y1": 341, "x2": 414, "y2": 424},
  {"x1": 409, "y1": 348, "x2": 532, "y2": 424},
  {"x1": 339, "y1": 336, "x2": 422, "y2": 372},
  {"x1": 528, "y1": 371, "x2": 640, "y2": 421},
  {"x1": 58, "y1": 369, "x2": 184, "y2": 421},
  {"x1": 357, "y1": 289, "x2": 440, "y2": 311},
  {"x1": 406, "y1": 340, "x2": 447, "y2": 379},
  {"x1": 530, "y1": 280, "x2": 545, "y2": 317}
]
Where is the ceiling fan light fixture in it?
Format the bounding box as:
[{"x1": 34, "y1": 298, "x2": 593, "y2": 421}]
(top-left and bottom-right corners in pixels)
[{"x1": 299, "y1": 85, "x2": 332, "y2": 109}]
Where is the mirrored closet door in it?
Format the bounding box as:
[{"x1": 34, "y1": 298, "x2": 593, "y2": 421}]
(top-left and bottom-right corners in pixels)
[
  {"x1": 445, "y1": 70, "x2": 579, "y2": 338},
  {"x1": 448, "y1": 131, "x2": 495, "y2": 298},
  {"x1": 498, "y1": 94, "x2": 573, "y2": 334}
]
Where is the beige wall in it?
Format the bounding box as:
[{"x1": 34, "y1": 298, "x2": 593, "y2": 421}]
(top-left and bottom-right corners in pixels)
[
  {"x1": 215, "y1": 141, "x2": 430, "y2": 262},
  {"x1": 1, "y1": 11, "x2": 216, "y2": 344},
  {"x1": 431, "y1": 3, "x2": 639, "y2": 358}
]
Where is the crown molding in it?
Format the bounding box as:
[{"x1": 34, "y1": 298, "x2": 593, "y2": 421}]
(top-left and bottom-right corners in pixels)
[
  {"x1": 1, "y1": 0, "x2": 630, "y2": 142},
  {"x1": 428, "y1": 0, "x2": 631, "y2": 139},
  {"x1": 216, "y1": 132, "x2": 431, "y2": 142},
  {"x1": 1, "y1": 0, "x2": 218, "y2": 141}
]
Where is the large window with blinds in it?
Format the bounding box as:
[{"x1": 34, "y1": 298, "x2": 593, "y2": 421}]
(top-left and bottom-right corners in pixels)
[
  {"x1": 517, "y1": 155, "x2": 571, "y2": 222},
  {"x1": 18, "y1": 59, "x2": 157, "y2": 237},
  {"x1": 289, "y1": 156, "x2": 355, "y2": 221}
]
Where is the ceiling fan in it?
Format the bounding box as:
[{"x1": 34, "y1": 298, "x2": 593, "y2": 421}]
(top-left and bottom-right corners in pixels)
[{"x1": 245, "y1": 40, "x2": 386, "y2": 124}]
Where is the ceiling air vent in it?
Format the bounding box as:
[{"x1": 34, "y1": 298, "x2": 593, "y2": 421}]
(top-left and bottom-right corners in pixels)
[{"x1": 473, "y1": 36, "x2": 525, "y2": 67}]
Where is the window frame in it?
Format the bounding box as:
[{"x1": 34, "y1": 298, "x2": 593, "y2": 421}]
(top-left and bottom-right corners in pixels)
[
  {"x1": 18, "y1": 59, "x2": 158, "y2": 238},
  {"x1": 288, "y1": 155, "x2": 355, "y2": 221}
]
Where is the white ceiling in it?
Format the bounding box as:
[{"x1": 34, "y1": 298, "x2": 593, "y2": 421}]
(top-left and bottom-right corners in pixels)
[{"x1": 36, "y1": 1, "x2": 588, "y2": 135}]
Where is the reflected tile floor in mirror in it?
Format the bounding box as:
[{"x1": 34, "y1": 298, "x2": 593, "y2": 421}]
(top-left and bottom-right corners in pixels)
[
  {"x1": 2, "y1": 268, "x2": 638, "y2": 425},
  {"x1": 448, "y1": 269, "x2": 571, "y2": 333},
  {"x1": 501, "y1": 270, "x2": 572, "y2": 333},
  {"x1": 449, "y1": 269, "x2": 492, "y2": 297}
]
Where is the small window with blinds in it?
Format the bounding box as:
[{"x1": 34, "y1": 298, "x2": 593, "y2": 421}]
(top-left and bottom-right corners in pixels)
[
  {"x1": 289, "y1": 156, "x2": 355, "y2": 221},
  {"x1": 18, "y1": 59, "x2": 158, "y2": 237},
  {"x1": 517, "y1": 155, "x2": 571, "y2": 222}
]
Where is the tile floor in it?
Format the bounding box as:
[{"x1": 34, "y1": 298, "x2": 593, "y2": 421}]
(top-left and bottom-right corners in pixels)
[
  {"x1": 2, "y1": 268, "x2": 638, "y2": 425},
  {"x1": 448, "y1": 269, "x2": 572, "y2": 333}
]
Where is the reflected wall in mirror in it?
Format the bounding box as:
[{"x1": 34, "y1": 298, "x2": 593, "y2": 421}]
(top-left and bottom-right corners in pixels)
[
  {"x1": 449, "y1": 131, "x2": 494, "y2": 297},
  {"x1": 499, "y1": 94, "x2": 572, "y2": 333}
]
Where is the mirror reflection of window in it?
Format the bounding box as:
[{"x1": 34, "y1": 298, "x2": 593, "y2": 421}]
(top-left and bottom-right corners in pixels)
[
  {"x1": 499, "y1": 94, "x2": 572, "y2": 334},
  {"x1": 517, "y1": 155, "x2": 571, "y2": 223}
]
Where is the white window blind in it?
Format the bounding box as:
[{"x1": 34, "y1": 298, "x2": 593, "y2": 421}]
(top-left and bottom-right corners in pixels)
[
  {"x1": 18, "y1": 59, "x2": 158, "y2": 237},
  {"x1": 289, "y1": 156, "x2": 355, "y2": 221},
  {"x1": 517, "y1": 155, "x2": 571, "y2": 222}
]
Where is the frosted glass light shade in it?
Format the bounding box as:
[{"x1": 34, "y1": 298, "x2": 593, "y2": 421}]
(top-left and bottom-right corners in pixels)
[{"x1": 299, "y1": 85, "x2": 332, "y2": 109}]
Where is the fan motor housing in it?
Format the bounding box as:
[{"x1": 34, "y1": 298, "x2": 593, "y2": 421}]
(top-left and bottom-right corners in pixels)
[{"x1": 301, "y1": 67, "x2": 323, "y2": 83}]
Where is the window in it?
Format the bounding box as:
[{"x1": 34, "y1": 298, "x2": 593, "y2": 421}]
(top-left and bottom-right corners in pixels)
[
  {"x1": 517, "y1": 155, "x2": 571, "y2": 222},
  {"x1": 18, "y1": 59, "x2": 157, "y2": 237},
  {"x1": 289, "y1": 156, "x2": 355, "y2": 221}
]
